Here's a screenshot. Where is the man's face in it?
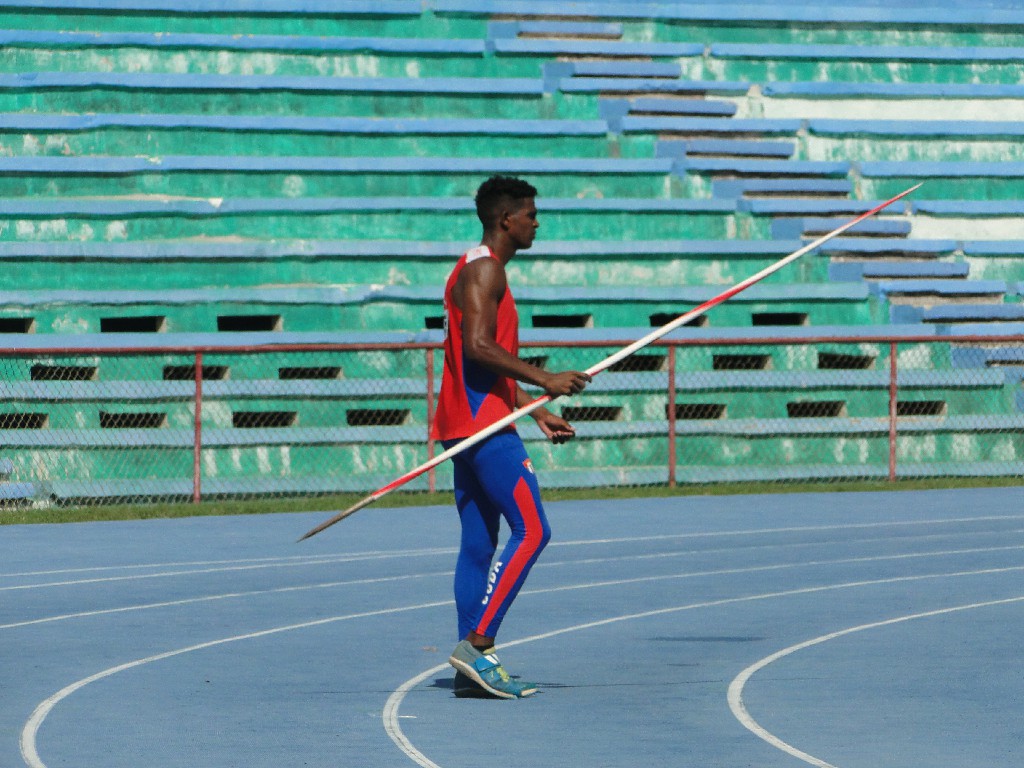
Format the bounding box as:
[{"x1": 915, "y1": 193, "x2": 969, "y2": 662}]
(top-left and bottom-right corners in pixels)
[{"x1": 505, "y1": 198, "x2": 539, "y2": 250}]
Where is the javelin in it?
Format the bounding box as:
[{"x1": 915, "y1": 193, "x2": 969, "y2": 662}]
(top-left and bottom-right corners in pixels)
[{"x1": 298, "y1": 182, "x2": 922, "y2": 542}]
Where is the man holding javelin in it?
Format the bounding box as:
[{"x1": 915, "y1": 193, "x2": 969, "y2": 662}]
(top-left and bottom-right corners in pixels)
[{"x1": 432, "y1": 175, "x2": 591, "y2": 699}]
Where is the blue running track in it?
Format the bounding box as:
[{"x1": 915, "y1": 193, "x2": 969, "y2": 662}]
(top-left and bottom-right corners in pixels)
[{"x1": 3, "y1": 487, "x2": 1023, "y2": 767}]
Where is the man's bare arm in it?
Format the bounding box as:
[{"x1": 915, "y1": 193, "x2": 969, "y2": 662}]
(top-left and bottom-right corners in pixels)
[{"x1": 458, "y1": 258, "x2": 590, "y2": 398}]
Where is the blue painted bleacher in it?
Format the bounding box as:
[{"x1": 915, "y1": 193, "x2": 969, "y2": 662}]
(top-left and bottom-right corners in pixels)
[
  {"x1": 862, "y1": 161, "x2": 1024, "y2": 178},
  {"x1": 894, "y1": 304, "x2": 1024, "y2": 324},
  {"x1": 713, "y1": 178, "x2": 851, "y2": 199},
  {"x1": 766, "y1": 82, "x2": 1024, "y2": 99},
  {"x1": 0, "y1": 285, "x2": 375, "y2": 307},
  {"x1": 493, "y1": 38, "x2": 704, "y2": 59},
  {"x1": 744, "y1": 198, "x2": 912, "y2": 216},
  {"x1": 0, "y1": 113, "x2": 609, "y2": 136},
  {"x1": 810, "y1": 120, "x2": 1024, "y2": 138},
  {"x1": 487, "y1": 20, "x2": 624, "y2": 39},
  {"x1": 0, "y1": 29, "x2": 489, "y2": 54},
  {"x1": 0, "y1": 238, "x2": 805, "y2": 261},
  {"x1": 0, "y1": 155, "x2": 676, "y2": 176},
  {"x1": 963, "y1": 241, "x2": 1024, "y2": 257},
  {"x1": 819, "y1": 238, "x2": 958, "y2": 258},
  {"x1": 0, "y1": 330, "x2": 419, "y2": 351},
  {"x1": 6, "y1": 0, "x2": 421, "y2": 12},
  {"x1": 829, "y1": 262, "x2": 970, "y2": 282},
  {"x1": 710, "y1": 42, "x2": 1024, "y2": 64},
  {"x1": 914, "y1": 200, "x2": 1024, "y2": 216},
  {"x1": 656, "y1": 139, "x2": 795, "y2": 159},
  {"x1": 0, "y1": 324, "x2": 943, "y2": 354},
  {"x1": 0, "y1": 195, "x2": 737, "y2": 217},
  {"x1": 13, "y1": 0, "x2": 1024, "y2": 25},
  {"x1": 546, "y1": 61, "x2": 684, "y2": 81},
  {"x1": 431, "y1": 0, "x2": 1024, "y2": 25},
  {"x1": 600, "y1": 99, "x2": 737, "y2": 129},
  {"x1": 772, "y1": 218, "x2": 911, "y2": 240},
  {"x1": 621, "y1": 117, "x2": 802, "y2": 137},
  {"x1": 0, "y1": 72, "x2": 546, "y2": 95},
  {"x1": 681, "y1": 158, "x2": 849, "y2": 177},
  {"x1": 560, "y1": 78, "x2": 749, "y2": 96},
  {"x1": 870, "y1": 279, "x2": 1007, "y2": 301},
  {"x1": 1, "y1": 378, "x2": 431, "y2": 401}
]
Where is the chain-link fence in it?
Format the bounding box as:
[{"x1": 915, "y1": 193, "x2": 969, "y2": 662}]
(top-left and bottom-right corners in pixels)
[{"x1": 1, "y1": 335, "x2": 1021, "y2": 509}]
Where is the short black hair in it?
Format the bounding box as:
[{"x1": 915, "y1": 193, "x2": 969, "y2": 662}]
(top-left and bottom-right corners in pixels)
[{"x1": 474, "y1": 175, "x2": 538, "y2": 229}]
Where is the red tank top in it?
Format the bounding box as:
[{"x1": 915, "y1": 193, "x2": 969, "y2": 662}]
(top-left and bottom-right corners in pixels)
[{"x1": 431, "y1": 245, "x2": 519, "y2": 441}]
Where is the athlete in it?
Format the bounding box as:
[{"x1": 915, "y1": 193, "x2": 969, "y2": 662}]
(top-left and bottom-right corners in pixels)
[{"x1": 432, "y1": 176, "x2": 591, "y2": 699}]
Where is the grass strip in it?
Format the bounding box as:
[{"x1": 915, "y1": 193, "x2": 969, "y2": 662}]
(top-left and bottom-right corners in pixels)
[{"x1": 3, "y1": 475, "x2": 1022, "y2": 526}]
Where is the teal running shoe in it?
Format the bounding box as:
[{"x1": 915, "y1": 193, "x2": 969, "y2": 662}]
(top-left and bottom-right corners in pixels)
[
  {"x1": 453, "y1": 670, "x2": 499, "y2": 699},
  {"x1": 448, "y1": 640, "x2": 537, "y2": 699}
]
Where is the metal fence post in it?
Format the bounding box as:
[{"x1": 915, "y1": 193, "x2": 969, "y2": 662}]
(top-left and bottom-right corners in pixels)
[
  {"x1": 193, "y1": 350, "x2": 204, "y2": 503},
  {"x1": 667, "y1": 344, "x2": 677, "y2": 488},
  {"x1": 888, "y1": 340, "x2": 898, "y2": 481},
  {"x1": 426, "y1": 348, "x2": 436, "y2": 493}
]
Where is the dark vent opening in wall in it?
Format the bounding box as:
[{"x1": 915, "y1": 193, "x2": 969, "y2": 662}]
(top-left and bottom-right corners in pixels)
[
  {"x1": 897, "y1": 400, "x2": 947, "y2": 417},
  {"x1": 610, "y1": 353, "x2": 666, "y2": 372},
  {"x1": 713, "y1": 354, "x2": 771, "y2": 370},
  {"x1": 818, "y1": 352, "x2": 875, "y2": 370},
  {"x1": 649, "y1": 313, "x2": 706, "y2": 328},
  {"x1": 232, "y1": 411, "x2": 298, "y2": 428},
  {"x1": 424, "y1": 316, "x2": 445, "y2": 330},
  {"x1": 346, "y1": 408, "x2": 411, "y2": 426},
  {"x1": 562, "y1": 406, "x2": 623, "y2": 421},
  {"x1": 0, "y1": 413, "x2": 48, "y2": 429},
  {"x1": 217, "y1": 315, "x2": 282, "y2": 332},
  {"x1": 163, "y1": 365, "x2": 230, "y2": 381},
  {"x1": 787, "y1": 401, "x2": 846, "y2": 418},
  {"x1": 31, "y1": 365, "x2": 98, "y2": 381},
  {"x1": 0, "y1": 317, "x2": 35, "y2": 333},
  {"x1": 99, "y1": 412, "x2": 167, "y2": 429},
  {"x1": 279, "y1": 366, "x2": 342, "y2": 380},
  {"x1": 100, "y1": 316, "x2": 166, "y2": 333},
  {"x1": 532, "y1": 314, "x2": 592, "y2": 328},
  {"x1": 671, "y1": 403, "x2": 727, "y2": 420},
  {"x1": 752, "y1": 312, "x2": 807, "y2": 326}
]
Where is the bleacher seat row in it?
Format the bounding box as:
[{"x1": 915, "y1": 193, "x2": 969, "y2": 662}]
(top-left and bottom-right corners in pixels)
[{"x1": 0, "y1": 0, "x2": 1022, "y2": 502}]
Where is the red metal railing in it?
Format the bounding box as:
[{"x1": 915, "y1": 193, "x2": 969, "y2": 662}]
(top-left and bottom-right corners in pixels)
[{"x1": 1, "y1": 334, "x2": 1021, "y2": 501}]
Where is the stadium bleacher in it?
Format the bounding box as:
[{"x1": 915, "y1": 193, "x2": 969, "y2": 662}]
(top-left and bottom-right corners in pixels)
[{"x1": 1, "y1": 0, "x2": 1022, "y2": 501}]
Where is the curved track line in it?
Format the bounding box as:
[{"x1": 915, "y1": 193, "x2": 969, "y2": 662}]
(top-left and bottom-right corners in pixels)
[
  {"x1": 19, "y1": 598, "x2": 452, "y2": 768},
  {"x1": 727, "y1": 595, "x2": 1024, "y2": 768},
  {"x1": 20, "y1": 555, "x2": 1024, "y2": 766},
  {"x1": 382, "y1": 564, "x2": 1024, "y2": 767}
]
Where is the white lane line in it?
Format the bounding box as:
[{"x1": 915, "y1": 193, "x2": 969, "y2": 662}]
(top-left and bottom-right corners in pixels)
[
  {"x1": 727, "y1": 595, "x2": 1024, "y2": 768},
  {"x1": 6, "y1": 512, "x2": 1022, "y2": 584},
  {"x1": 19, "y1": 597, "x2": 453, "y2": 768},
  {"x1": 0, "y1": 571, "x2": 452, "y2": 630},
  {"x1": 382, "y1": 563, "x2": 1024, "y2": 767},
  {"x1": 21, "y1": 560, "x2": 1024, "y2": 768},
  {"x1": 382, "y1": 664, "x2": 450, "y2": 768},
  {"x1": 8, "y1": 516, "x2": 1024, "y2": 593},
  {"x1": 0, "y1": 548, "x2": 458, "y2": 579},
  {"x1": 0, "y1": 551, "x2": 456, "y2": 592},
  {"x1": 6, "y1": 543, "x2": 1022, "y2": 632},
  {"x1": 543, "y1": 513, "x2": 1024, "y2": 548}
]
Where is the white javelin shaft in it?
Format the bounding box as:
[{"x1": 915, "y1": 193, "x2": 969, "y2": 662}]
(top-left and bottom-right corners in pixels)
[{"x1": 299, "y1": 183, "x2": 921, "y2": 541}]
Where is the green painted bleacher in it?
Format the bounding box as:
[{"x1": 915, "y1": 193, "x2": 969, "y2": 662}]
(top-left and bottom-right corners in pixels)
[
  {"x1": 0, "y1": 155, "x2": 679, "y2": 199},
  {"x1": 1, "y1": 0, "x2": 1022, "y2": 499}
]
